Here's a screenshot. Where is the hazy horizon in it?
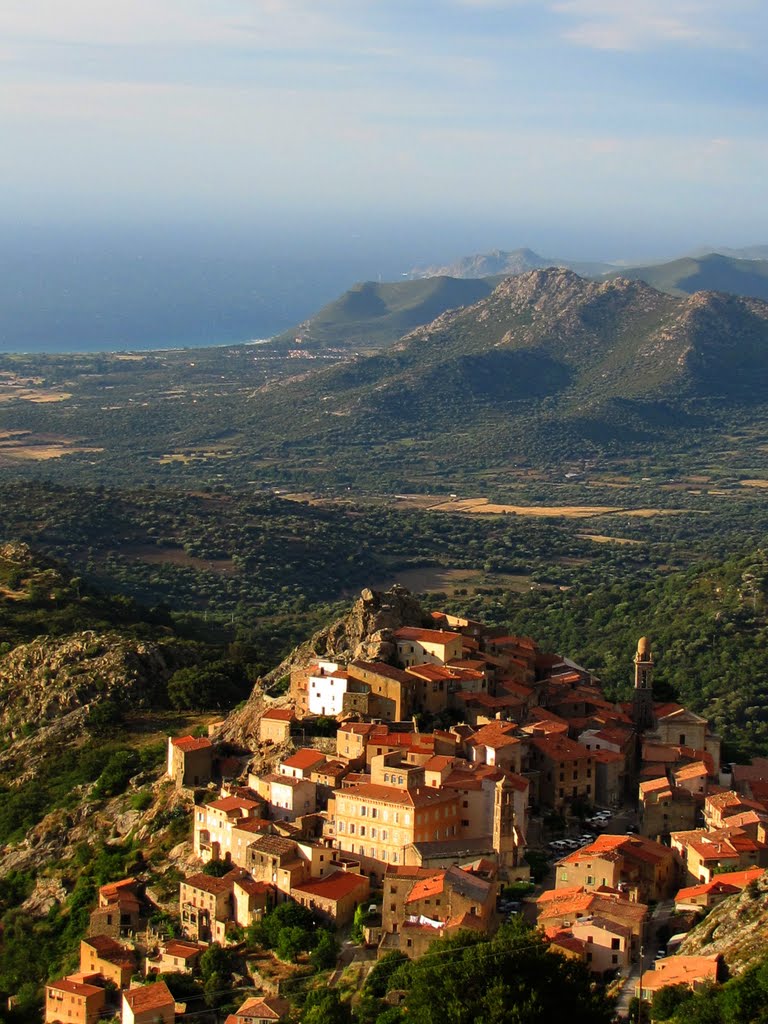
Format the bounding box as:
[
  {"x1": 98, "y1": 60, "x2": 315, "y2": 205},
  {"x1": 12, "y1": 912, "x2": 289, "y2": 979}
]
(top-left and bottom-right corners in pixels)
[
  {"x1": 1, "y1": 218, "x2": 765, "y2": 354},
  {"x1": 1, "y1": 0, "x2": 766, "y2": 352}
]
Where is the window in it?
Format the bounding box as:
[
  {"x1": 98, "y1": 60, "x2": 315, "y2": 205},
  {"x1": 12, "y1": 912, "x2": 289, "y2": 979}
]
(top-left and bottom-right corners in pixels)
[
  {"x1": 360, "y1": 806, "x2": 367, "y2": 816},
  {"x1": 349, "y1": 824, "x2": 356, "y2": 835},
  {"x1": 612, "y1": 954, "x2": 619, "y2": 965},
  {"x1": 360, "y1": 826, "x2": 366, "y2": 837},
  {"x1": 611, "y1": 938, "x2": 620, "y2": 950}
]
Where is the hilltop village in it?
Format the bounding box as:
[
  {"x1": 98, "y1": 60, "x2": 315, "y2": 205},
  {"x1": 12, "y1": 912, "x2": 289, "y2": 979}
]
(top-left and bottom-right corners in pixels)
[{"x1": 43, "y1": 598, "x2": 768, "y2": 1023}]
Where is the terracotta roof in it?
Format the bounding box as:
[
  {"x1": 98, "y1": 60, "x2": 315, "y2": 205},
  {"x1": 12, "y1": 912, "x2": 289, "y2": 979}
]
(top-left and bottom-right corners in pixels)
[
  {"x1": 341, "y1": 782, "x2": 457, "y2": 807},
  {"x1": 406, "y1": 873, "x2": 445, "y2": 902},
  {"x1": 292, "y1": 870, "x2": 368, "y2": 901},
  {"x1": 466, "y1": 721, "x2": 519, "y2": 749},
  {"x1": 209, "y1": 795, "x2": 261, "y2": 813},
  {"x1": 393, "y1": 626, "x2": 462, "y2": 644},
  {"x1": 232, "y1": 997, "x2": 291, "y2": 1021},
  {"x1": 232, "y1": 818, "x2": 273, "y2": 835},
  {"x1": 530, "y1": 735, "x2": 592, "y2": 761},
  {"x1": 172, "y1": 735, "x2": 213, "y2": 752},
  {"x1": 640, "y1": 776, "x2": 672, "y2": 794},
  {"x1": 639, "y1": 955, "x2": 719, "y2": 993},
  {"x1": 549, "y1": 932, "x2": 587, "y2": 955},
  {"x1": 83, "y1": 935, "x2": 131, "y2": 958},
  {"x1": 48, "y1": 978, "x2": 104, "y2": 997},
  {"x1": 675, "y1": 761, "x2": 709, "y2": 781},
  {"x1": 163, "y1": 940, "x2": 203, "y2": 959},
  {"x1": 248, "y1": 835, "x2": 297, "y2": 857},
  {"x1": 261, "y1": 708, "x2": 295, "y2": 722},
  {"x1": 99, "y1": 878, "x2": 137, "y2": 898},
  {"x1": 183, "y1": 872, "x2": 236, "y2": 895},
  {"x1": 592, "y1": 749, "x2": 624, "y2": 765},
  {"x1": 338, "y1": 722, "x2": 377, "y2": 736},
  {"x1": 405, "y1": 664, "x2": 457, "y2": 682},
  {"x1": 281, "y1": 748, "x2": 327, "y2": 771},
  {"x1": 123, "y1": 982, "x2": 174, "y2": 1013}
]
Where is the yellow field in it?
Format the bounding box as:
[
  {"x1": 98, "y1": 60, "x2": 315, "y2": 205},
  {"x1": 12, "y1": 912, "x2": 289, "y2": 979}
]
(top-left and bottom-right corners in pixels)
[
  {"x1": 0, "y1": 436, "x2": 103, "y2": 461},
  {"x1": 740, "y1": 479, "x2": 768, "y2": 489},
  {"x1": 577, "y1": 534, "x2": 643, "y2": 545}
]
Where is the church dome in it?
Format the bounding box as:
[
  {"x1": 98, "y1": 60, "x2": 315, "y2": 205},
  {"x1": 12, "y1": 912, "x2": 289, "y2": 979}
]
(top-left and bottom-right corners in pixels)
[{"x1": 637, "y1": 636, "x2": 651, "y2": 657}]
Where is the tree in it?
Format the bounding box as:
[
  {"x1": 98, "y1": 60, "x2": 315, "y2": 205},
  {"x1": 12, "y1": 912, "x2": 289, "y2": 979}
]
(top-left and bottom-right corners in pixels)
[
  {"x1": 310, "y1": 929, "x2": 339, "y2": 971},
  {"x1": 403, "y1": 919, "x2": 614, "y2": 1024},
  {"x1": 652, "y1": 985, "x2": 693, "y2": 1021},
  {"x1": 302, "y1": 990, "x2": 350, "y2": 1024}
]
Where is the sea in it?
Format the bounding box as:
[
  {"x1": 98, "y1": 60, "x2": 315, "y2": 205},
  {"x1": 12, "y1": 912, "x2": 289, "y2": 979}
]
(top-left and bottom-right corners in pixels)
[{"x1": 0, "y1": 221, "x2": 425, "y2": 355}]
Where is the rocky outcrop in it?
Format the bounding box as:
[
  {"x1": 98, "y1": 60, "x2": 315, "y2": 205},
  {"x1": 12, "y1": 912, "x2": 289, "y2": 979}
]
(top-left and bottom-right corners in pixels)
[
  {"x1": 219, "y1": 585, "x2": 427, "y2": 744},
  {"x1": 677, "y1": 874, "x2": 768, "y2": 973},
  {"x1": 0, "y1": 631, "x2": 187, "y2": 738}
]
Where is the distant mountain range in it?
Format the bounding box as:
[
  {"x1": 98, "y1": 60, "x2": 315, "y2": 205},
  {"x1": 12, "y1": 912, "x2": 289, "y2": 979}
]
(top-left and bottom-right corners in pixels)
[
  {"x1": 277, "y1": 250, "x2": 768, "y2": 355},
  {"x1": 241, "y1": 269, "x2": 768, "y2": 471},
  {"x1": 409, "y1": 247, "x2": 614, "y2": 280},
  {"x1": 605, "y1": 252, "x2": 768, "y2": 302}
]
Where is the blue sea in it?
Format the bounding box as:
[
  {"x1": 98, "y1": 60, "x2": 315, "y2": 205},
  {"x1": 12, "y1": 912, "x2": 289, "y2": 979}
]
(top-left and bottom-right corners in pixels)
[{"x1": 0, "y1": 221, "x2": 430, "y2": 354}]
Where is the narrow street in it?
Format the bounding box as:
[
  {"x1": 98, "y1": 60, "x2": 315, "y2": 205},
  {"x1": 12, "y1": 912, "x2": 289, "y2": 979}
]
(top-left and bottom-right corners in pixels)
[{"x1": 614, "y1": 899, "x2": 675, "y2": 1019}]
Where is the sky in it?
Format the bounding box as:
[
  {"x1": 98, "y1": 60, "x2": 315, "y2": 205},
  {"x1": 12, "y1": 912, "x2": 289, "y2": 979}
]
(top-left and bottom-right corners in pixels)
[{"x1": 0, "y1": 0, "x2": 767, "y2": 260}]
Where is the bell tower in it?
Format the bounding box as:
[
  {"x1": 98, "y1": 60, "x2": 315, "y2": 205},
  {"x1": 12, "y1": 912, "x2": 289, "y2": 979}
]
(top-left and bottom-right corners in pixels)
[
  {"x1": 632, "y1": 636, "x2": 655, "y2": 732},
  {"x1": 493, "y1": 774, "x2": 519, "y2": 876}
]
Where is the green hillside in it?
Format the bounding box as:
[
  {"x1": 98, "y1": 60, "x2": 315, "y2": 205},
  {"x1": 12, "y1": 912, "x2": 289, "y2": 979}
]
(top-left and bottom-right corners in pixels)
[
  {"x1": 5, "y1": 268, "x2": 768, "y2": 493},
  {"x1": 608, "y1": 252, "x2": 768, "y2": 302},
  {"x1": 272, "y1": 275, "x2": 502, "y2": 351}
]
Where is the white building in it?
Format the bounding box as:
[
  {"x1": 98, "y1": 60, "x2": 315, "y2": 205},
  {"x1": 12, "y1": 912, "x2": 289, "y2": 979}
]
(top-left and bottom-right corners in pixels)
[{"x1": 308, "y1": 661, "x2": 349, "y2": 717}]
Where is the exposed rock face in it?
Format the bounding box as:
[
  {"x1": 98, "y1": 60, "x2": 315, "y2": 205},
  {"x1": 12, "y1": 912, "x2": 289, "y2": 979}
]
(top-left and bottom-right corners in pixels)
[
  {"x1": 0, "y1": 631, "x2": 184, "y2": 738},
  {"x1": 678, "y1": 874, "x2": 768, "y2": 973},
  {"x1": 220, "y1": 585, "x2": 427, "y2": 744}
]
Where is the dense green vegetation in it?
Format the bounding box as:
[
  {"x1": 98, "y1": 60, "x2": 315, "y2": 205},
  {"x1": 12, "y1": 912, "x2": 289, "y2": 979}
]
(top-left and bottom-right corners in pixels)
[
  {"x1": 356, "y1": 918, "x2": 614, "y2": 1024},
  {"x1": 5, "y1": 268, "x2": 768, "y2": 494},
  {"x1": 442, "y1": 549, "x2": 768, "y2": 757}
]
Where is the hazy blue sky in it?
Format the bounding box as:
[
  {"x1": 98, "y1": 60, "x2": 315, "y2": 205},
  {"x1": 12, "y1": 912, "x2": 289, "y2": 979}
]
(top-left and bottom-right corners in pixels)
[{"x1": 1, "y1": 0, "x2": 766, "y2": 259}]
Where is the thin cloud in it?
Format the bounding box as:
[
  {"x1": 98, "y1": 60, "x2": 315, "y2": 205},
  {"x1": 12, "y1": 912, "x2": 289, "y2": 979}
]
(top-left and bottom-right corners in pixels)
[{"x1": 552, "y1": 0, "x2": 751, "y2": 50}]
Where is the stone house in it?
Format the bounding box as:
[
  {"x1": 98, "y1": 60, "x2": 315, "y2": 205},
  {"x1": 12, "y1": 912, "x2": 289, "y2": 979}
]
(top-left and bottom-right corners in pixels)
[
  {"x1": 146, "y1": 939, "x2": 204, "y2": 977},
  {"x1": 45, "y1": 977, "x2": 105, "y2": 1024},
  {"x1": 121, "y1": 982, "x2": 175, "y2": 1024},
  {"x1": 380, "y1": 864, "x2": 497, "y2": 958},
  {"x1": 291, "y1": 869, "x2": 370, "y2": 926},
  {"x1": 259, "y1": 709, "x2": 295, "y2": 745},
  {"x1": 167, "y1": 735, "x2": 213, "y2": 789},
  {"x1": 79, "y1": 936, "x2": 135, "y2": 989}
]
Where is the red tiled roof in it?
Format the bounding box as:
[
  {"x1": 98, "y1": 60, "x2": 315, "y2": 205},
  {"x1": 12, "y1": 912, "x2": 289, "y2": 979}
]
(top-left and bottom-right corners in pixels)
[
  {"x1": 163, "y1": 940, "x2": 203, "y2": 959},
  {"x1": 281, "y1": 748, "x2": 327, "y2": 771},
  {"x1": 48, "y1": 978, "x2": 104, "y2": 997},
  {"x1": 172, "y1": 735, "x2": 213, "y2": 752},
  {"x1": 233, "y1": 997, "x2": 291, "y2": 1021},
  {"x1": 209, "y1": 795, "x2": 261, "y2": 813},
  {"x1": 405, "y1": 873, "x2": 445, "y2": 903},
  {"x1": 123, "y1": 982, "x2": 174, "y2": 1013},
  {"x1": 292, "y1": 870, "x2": 368, "y2": 902},
  {"x1": 530, "y1": 735, "x2": 592, "y2": 761},
  {"x1": 261, "y1": 708, "x2": 295, "y2": 722},
  {"x1": 393, "y1": 626, "x2": 462, "y2": 644},
  {"x1": 183, "y1": 873, "x2": 236, "y2": 895}
]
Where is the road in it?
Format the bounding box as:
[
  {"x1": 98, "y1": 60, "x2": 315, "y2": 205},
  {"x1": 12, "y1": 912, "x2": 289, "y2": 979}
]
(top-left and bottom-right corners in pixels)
[{"x1": 614, "y1": 899, "x2": 675, "y2": 1020}]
